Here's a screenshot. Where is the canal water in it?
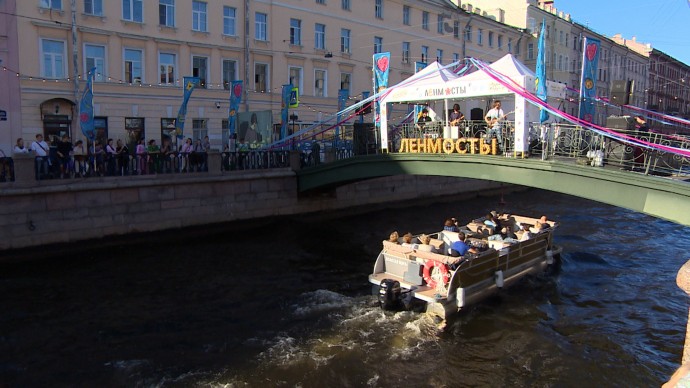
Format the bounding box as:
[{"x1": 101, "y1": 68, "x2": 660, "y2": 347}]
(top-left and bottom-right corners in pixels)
[{"x1": 1, "y1": 189, "x2": 689, "y2": 387}]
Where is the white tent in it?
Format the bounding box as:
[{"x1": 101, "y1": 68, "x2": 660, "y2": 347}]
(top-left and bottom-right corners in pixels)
[{"x1": 380, "y1": 54, "x2": 566, "y2": 153}]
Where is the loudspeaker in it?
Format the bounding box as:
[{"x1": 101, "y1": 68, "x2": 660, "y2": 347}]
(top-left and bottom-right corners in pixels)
[
  {"x1": 610, "y1": 80, "x2": 632, "y2": 105},
  {"x1": 353, "y1": 123, "x2": 375, "y2": 155}
]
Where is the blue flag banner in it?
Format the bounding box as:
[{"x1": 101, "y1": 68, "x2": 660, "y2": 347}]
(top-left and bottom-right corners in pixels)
[
  {"x1": 579, "y1": 37, "x2": 600, "y2": 123},
  {"x1": 336, "y1": 89, "x2": 349, "y2": 147},
  {"x1": 414, "y1": 61, "x2": 428, "y2": 122},
  {"x1": 175, "y1": 76, "x2": 200, "y2": 138},
  {"x1": 79, "y1": 67, "x2": 97, "y2": 140},
  {"x1": 535, "y1": 19, "x2": 549, "y2": 123},
  {"x1": 280, "y1": 84, "x2": 292, "y2": 140},
  {"x1": 228, "y1": 80, "x2": 243, "y2": 137},
  {"x1": 373, "y1": 52, "x2": 391, "y2": 128}
]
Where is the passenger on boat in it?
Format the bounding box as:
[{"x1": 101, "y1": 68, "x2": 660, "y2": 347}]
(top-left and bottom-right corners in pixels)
[
  {"x1": 449, "y1": 232, "x2": 478, "y2": 257},
  {"x1": 443, "y1": 218, "x2": 459, "y2": 232},
  {"x1": 536, "y1": 215, "x2": 551, "y2": 230},
  {"x1": 484, "y1": 212, "x2": 499, "y2": 230},
  {"x1": 518, "y1": 224, "x2": 533, "y2": 241},
  {"x1": 417, "y1": 234, "x2": 437, "y2": 253},
  {"x1": 388, "y1": 231, "x2": 400, "y2": 244},
  {"x1": 401, "y1": 232, "x2": 415, "y2": 247},
  {"x1": 488, "y1": 227, "x2": 519, "y2": 244}
]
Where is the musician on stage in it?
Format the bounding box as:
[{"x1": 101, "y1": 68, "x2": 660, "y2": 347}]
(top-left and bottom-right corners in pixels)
[{"x1": 485, "y1": 100, "x2": 506, "y2": 151}]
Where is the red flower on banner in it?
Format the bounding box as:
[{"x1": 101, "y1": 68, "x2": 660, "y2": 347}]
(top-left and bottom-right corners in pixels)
[
  {"x1": 376, "y1": 56, "x2": 389, "y2": 72},
  {"x1": 586, "y1": 43, "x2": 598, "y2": 61},
  {"x1": 80, "y1": 112, "x2": 88, "y2": 123},
  {"x1": 233, "y1": 83, "x2": 242, "y2": 98}
]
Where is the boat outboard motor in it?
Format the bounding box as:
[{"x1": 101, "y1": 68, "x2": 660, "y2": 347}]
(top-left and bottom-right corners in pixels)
[{"x1": 378, "y1": 279, "x2": 402, "y2": 310}]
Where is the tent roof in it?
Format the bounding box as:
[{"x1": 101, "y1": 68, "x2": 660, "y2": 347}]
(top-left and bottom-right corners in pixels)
[
  {"x1": 460, "y1": 54, "x2": 535, "y2": 82},
  {"x1": 398, "y1": 61, "x2": 460, "y2": 85}
]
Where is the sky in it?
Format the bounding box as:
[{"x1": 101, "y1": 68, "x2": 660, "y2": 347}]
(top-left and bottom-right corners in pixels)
[{"x1": 559, "y1": 0, "x2": 690, "y2": 65}]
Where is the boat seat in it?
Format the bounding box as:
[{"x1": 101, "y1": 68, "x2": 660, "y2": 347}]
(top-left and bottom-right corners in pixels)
[{"x1": 416, "y1": 244, "x2": 435, "y2": 253}]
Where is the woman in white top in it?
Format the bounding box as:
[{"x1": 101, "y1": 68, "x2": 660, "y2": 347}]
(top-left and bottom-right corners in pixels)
[{"x1": 13, "y1": 138, "x2": 29, "y2": 154}]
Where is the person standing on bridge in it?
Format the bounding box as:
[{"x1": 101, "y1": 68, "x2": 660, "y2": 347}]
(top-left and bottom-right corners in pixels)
[{"x1": 485, "y1": 100, "x2": 505, "y2": 152}]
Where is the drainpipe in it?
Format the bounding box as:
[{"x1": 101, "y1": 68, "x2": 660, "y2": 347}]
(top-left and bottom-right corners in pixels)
[
  {"x1": 243, "y1": 0, "x2": 250, "y2": 113},
  {"x1": 71, "y1": 0, "x2": 78, "y2": 137}
]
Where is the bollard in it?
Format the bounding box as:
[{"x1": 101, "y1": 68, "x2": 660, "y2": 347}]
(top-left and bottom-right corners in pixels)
[
  {"x1": 12, "y1": 154, "x2": 36, "y2": 185},
  {"x1": 206, "y1": 150, "x2": 221, "y2": 175}
]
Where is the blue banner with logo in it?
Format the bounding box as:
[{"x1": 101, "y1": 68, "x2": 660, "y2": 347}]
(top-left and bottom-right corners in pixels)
[
  {"x1": 280, "y1": 84, "x2": 292, "y2": 140},
  {"x1": 175, "y1": 76, "x2": 200, "y2": 138},
  {"x1": 536, "y1": 19, "x2": 549, "y2": 123},
  {"x1": 414, "y1": 61, "x2": 428, "y2": 123},
  {"x1": 336, "y1": 89, "x2": 349, "y2": 147},
  {"x1": 579, "y1": 37, "x2": 600, "y2": 123},
  {"x1": 373, "y1": 52, "x2": 390, "y2": 128},
  {"x1": 228, "y1": 80, "x2": 243, "y2": 137},
  {"x1": 79, "y1": 67, "x2": 97, "y2": 140}
]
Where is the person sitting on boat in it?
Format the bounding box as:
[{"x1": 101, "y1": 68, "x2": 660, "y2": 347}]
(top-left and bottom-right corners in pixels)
[
  {"x1": 535, "y1": 215, "x2": 551, "y2": 231},
  {"x1": 443, "y1": 218, "x2": 459, "y2": 232},
  {"x1": 388, "y1": 231, "x2": 400, "y2": 244},
  {"x1": 401, "y1": 232, "x2": 415, "y2": 247},
  {"x1": 417, "y1": 234, "x2": 437, "y2": 253},
  {"x1": 518, "y1": 224, "x2": 533, "y2": 241},
  {"x1": 449, "y1": 232, "x2": 478, "y2": 257},
  {"x1": 484, "y1": 211, "x2": 499, "y2": 231},
  {"x1": 488, "y1": 227, "x2": 519, "y2": 244}
]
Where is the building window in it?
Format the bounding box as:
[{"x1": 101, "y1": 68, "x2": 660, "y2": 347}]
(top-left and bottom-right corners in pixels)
[
  {"x1": 40, "y1": 0, "x2": 62, "y2": 10},
  {"x1": 159, "y1": 0, "x2": 174, "y2": 27},
  {"x1": 374, "y1": 37, "x2": 382, "y2": 54},
  {"x1": 124, "y1": 48, "x2": 143, "y2": 84},
  {"x1": 437, "y1": 15, "x2": 444, "y2": 34},
  {"x1": 255, "y1": 63, "x2": 268, "y2": 92},
  {"x1": 222, "y1": 59, "x2": 237, "y2": 90},
  {"x1": 159, "y1": 52, "x2": 176, "y2": 85},
  {"x1": 315, "y1": 23, "x2": 326, "y2": 50},
  {"x1": 316, "y1": 0, "x2": 325, "y2": 4},
  {"x1": 122, "y1": 0, "x2": 143, "y2": 22},
  {"x1": 340, "y1": 29, "x2": 351, "y2": 54},
  {"x1": 375, "y1": 0, "x2": 383, "y2": 19},
  {"x1": 192, "y1": 1, "x2": 207, "y2": 32},
  {"x1": 84, "y1": 0, "x2": 103, "y2": 16},
  {"x1": 403, "y1": 5, "x2": 410, "y2": 25},
  {"x1": 192, "y1": 56, "x2": 207, "y2": 88},
  {"x1": 255, "y1": 13, "x2": 267, "y2": 41},
  {"x1": 125, "y1": 117, "x2": 145, "y2": 149},
  {"x1": 477, "y1": 29, "x2": 483, "y2": 45},
  {"x1": 85, "y1": 44, "x2": 106, "y2": 82},
  {"x1": 341, "y1": 0, "x2": 350, "y2": 11},
  {"x1": 223, "y1": 6, "x2": 236, "y2": 35},
  {"x1": 565, "y1": 33, "x2": 569, "y2": 48},
  {"x1": 290, "y1": 18, "x2": 301, "y2": 45},
  {"x1": 289, "y1": 66, "x2": 302, "y2": 91},
  {"x1": 498, "y1": 35, "x2": 503, "y2": 50},
  {"x1": 436, "y1": 49, "x2": 443, "y2": 64},
  {"x1": 527, "y1": 43, "x2": 534, "y2": 60},
  {"x1": 402, "y1": 42, "x2": 410, "y2": 63},
  {"x1": 453, "y1": 21, "x2": 459, "y2": 39},
  {"x1": 464, "y1": 25, "x2": 472, "y2": 41},
  {"x1": 453, "y1": 53, "x2": 459, "y2": 63},
  {"x1": 515, "y1": 40, "x2": 520, "y2": 55},
  {"x1": 192, "y1": 119, "x2": 208, "y2": 141},
  {"x1": 314, "y1": 69, "x2": 326, "y2": 97},
  {"x1": 421, "y1": 45, "x2": 428, "y2": 62},
  {"x1": 41, "y1": 39, "x2": 65, "y2": 78},
  {"x1": 508, "y1": 38, "x2": 512, "y2": 53},
  {"x1": 422, "y1": 11, "x2": 429, "y2": 30},
  {"x1": 337, "y1": 74, "x2": 351, "y2": 96},
  {"x1": 488, "y1": 31, "x2": 494, "y2": 47}
]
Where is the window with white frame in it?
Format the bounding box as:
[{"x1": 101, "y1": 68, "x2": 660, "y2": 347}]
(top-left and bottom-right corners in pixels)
[
  {"x1": 222, "y1": 59, "x2": 237, "y2": 90},
  {"x1": 223, "y1": 6, "x2": 236, "y2": 35},
  {"x1": 315, "y1": 23, "x2": 326, "y2": 50},
  {"x1": 255, "y1": 63, "x2": 268, "y2": 92},
  {"x1": 255, "y1": 13, "x2": 267, "y2": 41},
  {"x1": 453, "y1": 53, "x2": 459, "y2": 63},
  {"x1": 84, "y1": 0, "x2": 103, "y2": 15},
  {"x1": 124, "y1": 48, "x2": 143, "y2": 84},
  {"x1": 422, "y1": 11, "x2": 429, "y2": 30},
  {"x1": 477, "y1": 29, "x2": 483, "y2": 45},
  {"x1": 464, "y1": 25, "x2": 472, "y2": 41},
  {"x1": 289, "y1": 66, "x2": 302, "y2": 91},
  {"x1": 122, "y1": 0, "x2": 143, "y2": 22},
  {"x1": 436, "y1": 49, "x2": 443, "y2": 64},
  {"x1": 290, "y1": 19, "x2": 302, "y2": 45},
  {"x1": 159, "y1": 0, "x2": 174, "y2": 27},
  {"x1": 498, "y1": 35, "x2": 503, "y2": 50},
  {"x1": 192, "y1": 56, "x2": 207, "y2": 88},
  {"x1": 402, "y1": 42, "x2": 410, "y2": 63},
  {"x1": 316, "y1": 0, "x2": 325, "y2": 4},
  {"x1": 488, "y1": 31, "x2": 494, "y2": 47},
  {"x1": 314, "y1": 69, "x2": 326, "y2": 97},
  {"x1": 527, "y1": 43, "x2": 534, "y2": 60},
  {"x1": 340, "y1": 73, "x2": 351, "y2": 90},
  {"x1": 41, "y1": 39, "x2": 65, "y2": 78},
  {"x1": 85, "y1": 44, "x2": 106, "y2": 82},
  {"x1": 375, "y1": 0, "x2": 383, "y2": 19},
  {"x1": 40, "y1": 0, "x2": 62, "y2": 10},
  {"x1": 453, "y1": 21, "x2": 459, "y2": 39},
  {"x1": 437, "y1": 15, "x2": 444, "y2": 34},
  {"x1": 374, "y1": 37, "x2": 382, "y2": 54},
  {"x1": 341, "y1": 0, "x2": 350, "y2": 11},
  {"x1": 192, "y1": 1, "x2": 207, "y2": 32},
  {"x1": 341, "y1": 29, "x2": 351, "y2": 54},
  {"x1": 421, "y1": 45, "x2": 428, "y2": 62},
  {"x1": 159, "y1": 52, "x2": 176, "y2": 85},
  {"x1": 508, "y1": 38, "x2": 512, "y2": 53},
  {"x1": 403, "y1": 5, "x2": 410, "y2": 25},
  {"x1": 192, "y1": 119, "x2": 208, "y2": 142}
]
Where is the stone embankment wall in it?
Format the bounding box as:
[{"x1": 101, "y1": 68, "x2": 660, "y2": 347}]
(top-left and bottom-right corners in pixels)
[{"x1": 0, "y1": 163, "x2": 506, "y2": 251}]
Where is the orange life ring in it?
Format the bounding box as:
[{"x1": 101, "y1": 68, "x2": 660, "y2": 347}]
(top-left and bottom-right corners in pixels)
[{"x1": 422, "y1": 260, "x2": 450, "y2": 289}]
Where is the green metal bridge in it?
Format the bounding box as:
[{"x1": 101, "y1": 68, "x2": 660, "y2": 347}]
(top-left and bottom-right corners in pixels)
[{"x1": 297, "y1": 153, "x2": 690, "y2": 227}]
